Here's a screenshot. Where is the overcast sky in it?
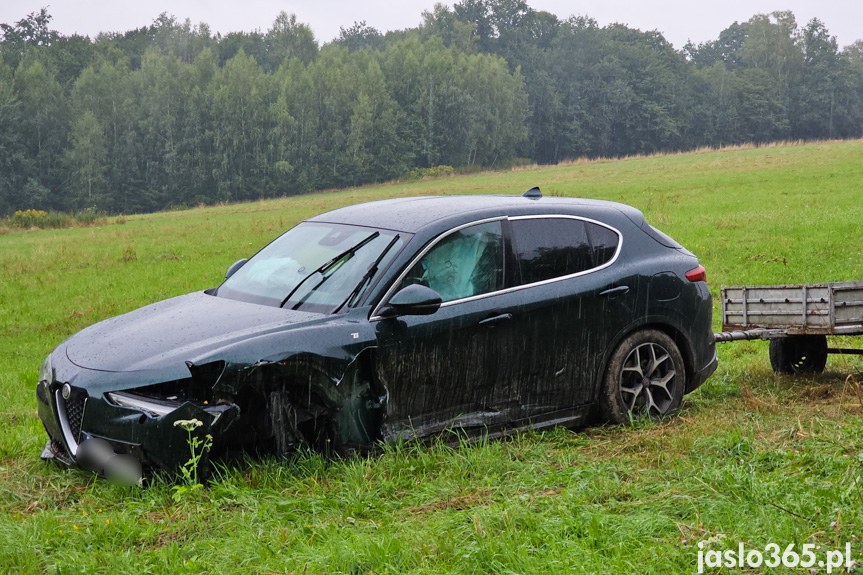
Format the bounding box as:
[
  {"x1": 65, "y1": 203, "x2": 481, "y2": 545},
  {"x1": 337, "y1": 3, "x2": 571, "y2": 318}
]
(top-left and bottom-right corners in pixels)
[{"x1": 1, "y1": 0, "x2": 861, "y2": 51}]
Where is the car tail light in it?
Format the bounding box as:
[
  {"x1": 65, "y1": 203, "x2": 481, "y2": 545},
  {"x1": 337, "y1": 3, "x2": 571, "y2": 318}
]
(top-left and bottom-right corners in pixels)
[{"x1": 685, "y1": 265, "x2": 707, "y2": 283}]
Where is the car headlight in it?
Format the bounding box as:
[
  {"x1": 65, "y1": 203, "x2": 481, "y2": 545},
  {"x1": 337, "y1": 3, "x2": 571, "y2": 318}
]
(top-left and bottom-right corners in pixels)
[
  {"x1": 107, "y1": 391, "x2": 180, "y2": 417},
  {"x1": 39, "y1": 356, "x2": 54, "y2": 385}
]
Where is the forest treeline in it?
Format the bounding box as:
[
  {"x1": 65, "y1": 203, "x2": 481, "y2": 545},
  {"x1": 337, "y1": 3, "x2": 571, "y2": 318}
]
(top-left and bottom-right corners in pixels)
[{"x1": 1, "y1": 1, "x2": 862, "y2": 215}]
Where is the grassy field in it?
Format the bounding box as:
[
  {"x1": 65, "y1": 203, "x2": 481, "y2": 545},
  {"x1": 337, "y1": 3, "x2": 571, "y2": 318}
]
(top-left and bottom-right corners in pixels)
[{"x1": 2, "y1": 140, "x2": 863, "y2": 574}]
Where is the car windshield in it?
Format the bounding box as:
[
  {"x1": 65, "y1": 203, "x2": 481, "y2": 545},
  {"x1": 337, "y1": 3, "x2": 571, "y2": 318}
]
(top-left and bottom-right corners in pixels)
[{"x1": 216, "y1": 222, "x2": 405, "y2": 312}]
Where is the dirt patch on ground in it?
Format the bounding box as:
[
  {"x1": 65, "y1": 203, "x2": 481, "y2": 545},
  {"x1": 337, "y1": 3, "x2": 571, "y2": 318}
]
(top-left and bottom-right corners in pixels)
[
  {"x1": 788, "y1": 375, "x2": 863, "y2": 413},
  {"x1": 407, "y1": 490, "x2": 494, "y2": 514},
  {"x1": 741, "y1": 387, "x2": 776, "y2": 411},
  {"x1": 148, "y1": 529, "x2": 190, "y2": 549},
  {"x1": 405, "y1": 486, "x2": 563, "y2": 516},
  {"x1": 800, "y1": 384, "x2": 834, "y2": 400}
]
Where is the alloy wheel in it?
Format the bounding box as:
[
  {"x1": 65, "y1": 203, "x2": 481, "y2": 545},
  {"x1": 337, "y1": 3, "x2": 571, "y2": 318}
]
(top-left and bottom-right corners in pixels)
[{"x1": 619, "y1": 342, "x2": 678, "y2": 415}]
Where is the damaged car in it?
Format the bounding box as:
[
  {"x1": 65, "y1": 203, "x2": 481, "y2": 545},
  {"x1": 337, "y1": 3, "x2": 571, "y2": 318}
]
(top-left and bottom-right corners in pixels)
[{"x1": 37, "y1": 188, "x2": 717, "y2": 479}]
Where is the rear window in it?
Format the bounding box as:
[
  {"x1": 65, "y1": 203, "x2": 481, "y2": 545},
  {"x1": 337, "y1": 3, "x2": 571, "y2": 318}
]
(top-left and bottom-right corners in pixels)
[{"x1": 510, "y1": 217, "x2": 619, "y2": 286}]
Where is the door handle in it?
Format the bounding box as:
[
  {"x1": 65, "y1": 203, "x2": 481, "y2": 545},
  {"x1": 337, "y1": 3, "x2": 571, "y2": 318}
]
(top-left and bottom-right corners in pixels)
[
  {"x1": 600, "y1": 285, "x2": 630, "y2": 297},
  {"x1": 478, "y1": 313, "x2": 513, "y2": 327}
]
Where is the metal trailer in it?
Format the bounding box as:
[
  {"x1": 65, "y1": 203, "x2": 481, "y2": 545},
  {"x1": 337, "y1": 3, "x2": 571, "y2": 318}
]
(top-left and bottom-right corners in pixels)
[{"x1": 715, "y1": 281, "x2": 863, "y2": 373}]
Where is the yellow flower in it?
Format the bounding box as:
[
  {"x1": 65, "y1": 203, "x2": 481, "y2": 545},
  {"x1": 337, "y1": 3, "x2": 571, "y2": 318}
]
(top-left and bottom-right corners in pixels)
[{"x1": 73, "y1": 525, "x2": 78, "y2": 530}]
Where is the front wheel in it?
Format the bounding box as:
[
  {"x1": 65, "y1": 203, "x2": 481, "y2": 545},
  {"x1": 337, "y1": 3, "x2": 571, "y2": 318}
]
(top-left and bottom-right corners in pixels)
[
  {"x1": 768, "y1": 335, "x2": 827, "y2": 374},
  {"x1": 599, "y1": 329, "x2": 686, "y2": 424}
]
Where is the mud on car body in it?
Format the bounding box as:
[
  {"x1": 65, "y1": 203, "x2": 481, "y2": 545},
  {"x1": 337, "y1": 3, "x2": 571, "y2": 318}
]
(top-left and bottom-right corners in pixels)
[{"x1": 37, "y1": 189, "x2": 717, "y2": 478}]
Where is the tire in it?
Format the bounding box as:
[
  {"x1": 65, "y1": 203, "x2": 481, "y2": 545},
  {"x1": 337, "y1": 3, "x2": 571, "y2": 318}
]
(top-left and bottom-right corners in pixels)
[
  {"x1": 768, "y1": 335, "x2": 827, "y2": 374},
  {"x1": 599, "y1": 329, "x2": 686, "y2": 424}
]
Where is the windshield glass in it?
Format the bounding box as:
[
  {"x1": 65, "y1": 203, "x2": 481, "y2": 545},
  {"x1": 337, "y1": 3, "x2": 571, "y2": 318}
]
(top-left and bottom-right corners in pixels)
[{"x1": 216, "y1": 222, "x2": 405, "y2": 312}]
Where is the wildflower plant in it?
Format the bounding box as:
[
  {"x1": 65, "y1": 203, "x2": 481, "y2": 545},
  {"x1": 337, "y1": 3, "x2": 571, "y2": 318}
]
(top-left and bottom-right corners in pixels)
[
  {"x1": 171, "y1": 418, "x2": 212, "y2": 500},
  {"x1": 11, "y1": 209, "x2": 48, "y2": 228}
]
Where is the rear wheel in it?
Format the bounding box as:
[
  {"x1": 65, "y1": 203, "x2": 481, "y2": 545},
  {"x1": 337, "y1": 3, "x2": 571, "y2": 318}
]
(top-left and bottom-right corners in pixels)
[
  {"x1": 599, "y1": 329, "x2": 686, "y2": 424},
  {"x1": 768, "y1": 335, "x2": 827, "y2": 374}
]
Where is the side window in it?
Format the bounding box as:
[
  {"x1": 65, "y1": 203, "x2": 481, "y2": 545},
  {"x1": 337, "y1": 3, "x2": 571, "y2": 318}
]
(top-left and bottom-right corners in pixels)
[
  {"x1": 396, "y1": 221, "x2": 504, "y2": 303},
  {"x1": 511, "y1": 218, "x2": 616, "y2": 285},
  {"x1": 585, "y1": 221, "x2": 619, "y2": 266}
]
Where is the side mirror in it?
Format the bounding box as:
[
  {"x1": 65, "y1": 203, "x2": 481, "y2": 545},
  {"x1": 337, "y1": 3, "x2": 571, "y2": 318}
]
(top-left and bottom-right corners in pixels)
[
  {"x1": 378, "y1": 284, "x2": 442, "y2": 319},
  {"x1": 225, "y1": 258, "x2": 248, "y2": 280}
]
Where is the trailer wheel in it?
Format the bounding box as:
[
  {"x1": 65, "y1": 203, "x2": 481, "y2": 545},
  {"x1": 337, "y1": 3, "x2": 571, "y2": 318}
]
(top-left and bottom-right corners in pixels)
[{"x1": 768, "y1": 335, "x2": 828, "y2": 374}]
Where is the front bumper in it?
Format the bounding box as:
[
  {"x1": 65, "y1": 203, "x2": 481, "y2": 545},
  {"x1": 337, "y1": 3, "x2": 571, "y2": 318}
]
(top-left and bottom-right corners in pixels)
[{"x1": 37, "y1": 376, "x2": 239, "y2": 475}]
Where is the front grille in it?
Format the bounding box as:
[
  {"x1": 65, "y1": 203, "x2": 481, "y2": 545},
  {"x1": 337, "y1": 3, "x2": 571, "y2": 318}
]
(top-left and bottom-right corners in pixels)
[
  {"x1": 56, "y1": 387, "x2": 87, "y2": 455},
  {"x1": 65, "y1": 396, "x2": 86, "y2": 443}
]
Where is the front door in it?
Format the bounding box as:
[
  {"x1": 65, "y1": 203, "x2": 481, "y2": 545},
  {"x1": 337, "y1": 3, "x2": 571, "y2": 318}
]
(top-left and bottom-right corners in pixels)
[{"x1": 373, "y1": 219, "x2": 511, "y2": 440}]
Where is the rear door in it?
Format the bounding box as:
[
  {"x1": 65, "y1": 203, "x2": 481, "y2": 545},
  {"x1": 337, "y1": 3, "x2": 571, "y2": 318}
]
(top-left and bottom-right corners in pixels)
[{"x1": 505, "y1": 216, "x2": 627, "y2": 414}]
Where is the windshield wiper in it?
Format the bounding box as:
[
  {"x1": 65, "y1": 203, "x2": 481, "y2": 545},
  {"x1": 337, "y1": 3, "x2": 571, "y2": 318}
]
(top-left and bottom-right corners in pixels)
[
  {"x1": 332, "y1": 234, "x2": 400, "y2": 314},
  {"x1": 279, "y1": 231, "x2": 380, "y2": 309}
]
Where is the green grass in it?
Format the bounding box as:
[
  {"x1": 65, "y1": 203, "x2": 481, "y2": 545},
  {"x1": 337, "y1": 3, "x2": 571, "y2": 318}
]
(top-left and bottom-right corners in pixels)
[{"x1": 2, "y1": 140, "x2": 863, "y2": 573}]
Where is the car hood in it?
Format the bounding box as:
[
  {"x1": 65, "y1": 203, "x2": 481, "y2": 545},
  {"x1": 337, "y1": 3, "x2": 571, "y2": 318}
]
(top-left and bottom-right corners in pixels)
[{"x1": 64, "y1": 291, "x2": 324, "y2": 373}]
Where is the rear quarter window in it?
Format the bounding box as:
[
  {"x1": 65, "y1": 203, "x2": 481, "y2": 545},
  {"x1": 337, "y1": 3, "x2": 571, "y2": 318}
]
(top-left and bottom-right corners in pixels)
[{"x1": 585, "y1": 221, "x2": 619, "y2": 267}]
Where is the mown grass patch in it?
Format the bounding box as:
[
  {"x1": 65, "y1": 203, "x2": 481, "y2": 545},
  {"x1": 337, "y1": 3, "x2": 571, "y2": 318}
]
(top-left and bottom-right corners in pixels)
[{"x1": 1, "y1": 140, "x2": 862, "y2": 573}]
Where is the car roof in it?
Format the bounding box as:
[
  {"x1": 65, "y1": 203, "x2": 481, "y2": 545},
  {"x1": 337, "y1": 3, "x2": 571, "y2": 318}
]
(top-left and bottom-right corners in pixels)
[{"x1": 308, "y1": 194, "x2": 645, "y2": 234}]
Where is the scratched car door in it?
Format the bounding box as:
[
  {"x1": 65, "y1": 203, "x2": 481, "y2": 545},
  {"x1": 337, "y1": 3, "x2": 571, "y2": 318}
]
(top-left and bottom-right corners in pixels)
[
  {"x1": 505, "y1": 216, "x2": 626, "y2": 415},
  {"x1": 373, "y1": 220, "x2": 509, "y2": 440}
]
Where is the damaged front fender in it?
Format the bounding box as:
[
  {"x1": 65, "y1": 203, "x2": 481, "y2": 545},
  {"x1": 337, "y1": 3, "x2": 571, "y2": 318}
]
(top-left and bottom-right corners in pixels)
[
  {"x1": 228, "y1": 346, "x2": 383, "y2": 457},
  {"x1": 37, "y1": 306, "x2": 383, "y2": 477}
]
